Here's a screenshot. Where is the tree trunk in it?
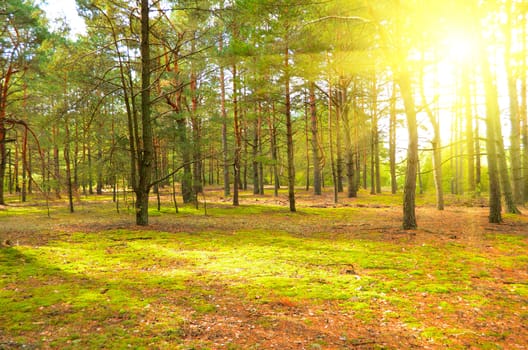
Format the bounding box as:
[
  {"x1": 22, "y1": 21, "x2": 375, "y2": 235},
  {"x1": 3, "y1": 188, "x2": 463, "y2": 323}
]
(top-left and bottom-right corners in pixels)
[
  {"x1": 177, "y1": 117, "x2": 193, "y2": 203},
  {"x1": 284, "y1": 43, "x2": 296, "y2": 212},
  {"x1": 505, "y1": 0, "x2": 523, "y2": 204},
  {"x1": 21, "y1": 128, "x2": 27, "y2": 202},
  {"x1": 341, "y1": 104, "x2": 356, "y2": 198},
  {"x1": 523, "y1": 42, "x2": 528, "y2": 202},
  {"x1": 219, "y1": 37, "x2": 230, "y2": 197},
  {"x1": 64, "y1": 117, "x2": 74, "y2": 213},
  {"x1": 135, "y1": 0, "x2": 154, "y2": 226},
  {"x1": 337, "y1": 78, "x2": 356, "y2": 198},
  {"x1": 481, "y1": 53, "x2": 503, "y2": 223},
  {"x1": 309, "y1": 82, "x2": 322, "y2": 195},
  {"x1": 190, "y1": 68, "x2": 203, "y2": 198},
  {"x1": 335, "y1": 94, "x2": 344, "y2": 193},
  {"x1": 389, "y1": 82, "x2": 398, "y2": 194},
  {"x1": 232, "y1": 64, "x2": 241, "y2": 206},
  {"x1": 328, "y1": 81, "x2": 338, "y2": 204},
  {"x1": 419, "y1": 65, "x2": 444, "y2": 210},
  {"x1": 0, "y1": 119, "x2": 7, "y2": 205},
  {"x1": 252, "y1": 104, "x2": 260, "y2": 195},
  {"x1": 463, "y1": 67, "x2": 476, "y2": 193},
  {"x1": 370, "y1": 77, "x2": 381, "y2": 194},
  {"x1": 53, "y1": 124, "x2": 61, "y2": 198},
  {"x1": 268, "y1": 104, "x2": 280, "y2": 197},
  {"x1": 522, "y1": 11, "x2": 528, "y2": 203},
  {"x1": 398, "y1": 74, "x2": 418, "y2": 230},
  {"x1": 0, "y1": 66, "x2": 12, "y2": 205}
]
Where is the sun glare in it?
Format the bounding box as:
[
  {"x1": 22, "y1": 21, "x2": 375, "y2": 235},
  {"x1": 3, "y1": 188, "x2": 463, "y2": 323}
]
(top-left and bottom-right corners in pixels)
[{"x1": 443, "y1": 32, "x2": 478, "y2": 64}]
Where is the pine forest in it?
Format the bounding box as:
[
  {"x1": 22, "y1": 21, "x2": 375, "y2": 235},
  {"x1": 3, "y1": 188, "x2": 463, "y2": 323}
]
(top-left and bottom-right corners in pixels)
[{"x1": 1, "y1": 0, "x2": 527, "y2": 348}]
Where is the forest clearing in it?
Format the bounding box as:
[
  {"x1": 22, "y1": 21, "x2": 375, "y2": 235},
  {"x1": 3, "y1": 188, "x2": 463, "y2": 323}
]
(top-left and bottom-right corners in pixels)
[
  {"x1": 2, "y1": 0, "x2": 528, "y2": 348},
  {"x1": 1, "y1": 189, "x2": 527, "y2": 349}
]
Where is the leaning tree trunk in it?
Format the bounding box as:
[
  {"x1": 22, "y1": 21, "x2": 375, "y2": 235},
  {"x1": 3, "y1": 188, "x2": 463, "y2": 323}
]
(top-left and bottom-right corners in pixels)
[{"x1": 420, "y1": 66, "x2": 444, "y2": 210}]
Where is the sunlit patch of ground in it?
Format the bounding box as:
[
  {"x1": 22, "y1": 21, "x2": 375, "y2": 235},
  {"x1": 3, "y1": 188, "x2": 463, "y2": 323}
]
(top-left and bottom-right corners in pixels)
[{"x1": 1, "y1": 189, "x2": 527, "y2": 349}]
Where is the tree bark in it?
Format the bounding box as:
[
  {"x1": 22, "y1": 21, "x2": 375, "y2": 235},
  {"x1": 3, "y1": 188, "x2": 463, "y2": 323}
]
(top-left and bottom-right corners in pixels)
[
  {"x1": 481, "y1": 53, "x2": 503, "y2": 223},
  {"x1": 268, "y1": 104, "x2": 280, "y2": 197},
  {"x1": 64, "y1": 116, "x2": 74, "y2": 213},
  {"x1": 232, "y1": 64, "x2": 241, "y2": 206},
  {"x1": 219, "y1": 36, "x2": 230, "y2": 197},
  {"x1": 327, "y1": 81, "x2": 338, "y2": 204},
  {"x1": 284, "y1": 42, "x2": 296, "y2": 212},
  {"x1": 309, "y1": 82, "x2": 322, "y2": 195},
  {"x1": 398, "y1": 73, "x2": 418, "y2": 230},
  {"x1": 135, "y1": 0, "x2": 154, "y2": 226},
  {"x1": 462, "y1": 67, "x2": 476, "y2": 193},
  {"x1": 505, "y1": 0, "x2": 523, "y2": 204},
  {"x1": 337, "y1": 78, "x2": 356, "y2": 198},
  {"x1": 389, "y1": 82, "x2": 398, "y2": 194}
]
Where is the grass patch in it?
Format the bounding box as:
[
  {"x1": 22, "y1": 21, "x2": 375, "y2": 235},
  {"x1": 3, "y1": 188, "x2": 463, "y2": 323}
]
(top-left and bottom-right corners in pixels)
[{"x1": 1, "y1": 196, "x2": 527, "y2": 348}]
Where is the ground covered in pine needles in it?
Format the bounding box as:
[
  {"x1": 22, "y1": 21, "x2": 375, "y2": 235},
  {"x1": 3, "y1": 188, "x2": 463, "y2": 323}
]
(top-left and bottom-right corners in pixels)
[{"x1": 1, "y1": 188, "x2": 527, "y2": 349}]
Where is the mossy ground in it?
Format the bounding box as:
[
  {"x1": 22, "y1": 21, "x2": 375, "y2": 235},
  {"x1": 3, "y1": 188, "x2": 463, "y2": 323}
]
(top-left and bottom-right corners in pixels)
[{"x1": 1, "y1": 188, "x2": 527, "y2": 349}]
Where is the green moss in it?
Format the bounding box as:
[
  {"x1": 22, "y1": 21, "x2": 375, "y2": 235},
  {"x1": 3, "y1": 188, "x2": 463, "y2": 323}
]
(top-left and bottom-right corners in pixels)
[{"x1": 1, "y1": 197, "x2": 527, "y2": 348}]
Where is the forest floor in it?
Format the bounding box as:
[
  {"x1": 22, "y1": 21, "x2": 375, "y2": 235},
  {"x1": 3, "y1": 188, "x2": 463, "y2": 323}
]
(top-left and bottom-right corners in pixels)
[{"x1": 0, "y1": 188, "x2": 527, "y2": 349}]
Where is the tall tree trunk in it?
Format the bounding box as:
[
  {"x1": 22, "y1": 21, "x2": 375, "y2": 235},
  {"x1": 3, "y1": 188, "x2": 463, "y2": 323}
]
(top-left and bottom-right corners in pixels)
[
  {"x1": 268, "y1": 104, "x2": 279, "y2": 197},
  {"x1": 252, "y1": 104, "x2": 260, "y2": 195},
  {"x1": 175, "y1": 117, "x2": 193, "y2": 203},
  {"x1": 256, "y1": 102, "x2": 264, "y2": 194},
  {"x1": 389, "y1": 82, "x2": 398, "y2": 194},
  {"x1": 462, "y1": 67, "x2": 476, "y2": 193},
  {"x1": 232, "y1": 64, "x2": 241, "y2": 206},
  {"x1": 481, "y1": 53, "x2": 503, "y2": 223},
  {"x1": 370, "y1": 76, "x2": 381, "y2": 194},
  {"x1": 505, "y1": 0, "x2": 523, "y2": 204},
  {"x1": 219, "y1": 37, "x2": 230, "y2": 197},
  {"x1": 284, "y1": 41, "x2": 296, "y2": 212},
  {"x1": 496, "y1": 121, "x2": 520, "y2": 214},
  {"x1": 328, "y1": 81, "x2": 338, "y2": 204},
  {"x1": 0, "y1": 66, "x2": 12, "y2": 205},
  {"x1": 21, "y1": 128, "x2": 27, "y2": 202},
  {"x1": 335, "y1": 92, "x2": 344, "y2": 193},
  {"x1": 52, "y1": 124, "x2": 61, "y2": 198},
  {"x1": 522, "y1": 15, "x2": 528, "y2": 203},
  {"x1": 309, "y1": 82, "x2": 322, "y2": 195},
  {"x1": 338, "y1": 79, "x2": 356, "y2": 198},
  {"x1": 341, "y1": 105, "x2": 356, "y2": 198},
  {"x1": 398, "y1": 73, "x2": 418, "y2": 230},
  {"x1": 64, "y1": 116, "x2": 74, "y2": 213},
  {"x1": 475, "y1": 107, "x2": 482, "y2": 194},
  {"x1": 419, "y1": 64, "x2": 444, "y2": 210},
  {"x1": 190, "y1": 67, "x2": 203, "y2": 197},
  {"x1": 135, "y1": 0, "x2": 154, "y2": 226}
]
